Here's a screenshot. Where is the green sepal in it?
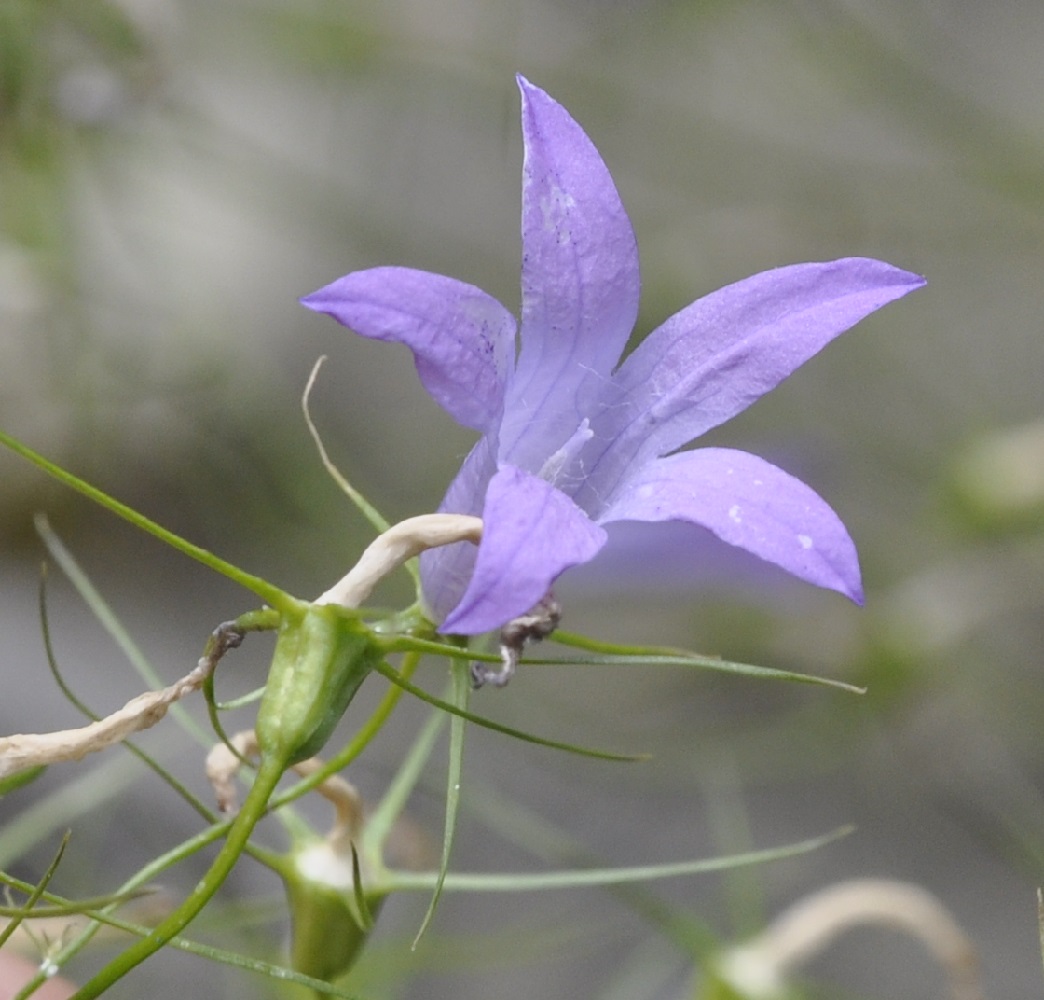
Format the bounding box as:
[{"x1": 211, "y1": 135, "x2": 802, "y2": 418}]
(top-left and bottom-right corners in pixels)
[
  {"x1": 283, "y1": 840, "x2": 386, "y2": 983},
  {"x1": 256, "y1": 604, "x2": 383, "y2": 765}
]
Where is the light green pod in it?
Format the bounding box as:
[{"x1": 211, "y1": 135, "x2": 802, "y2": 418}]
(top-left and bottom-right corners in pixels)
[
  {"x1": 256, "y1": 603, "x2": 381, "y2": 765},
  {"x1": 284, "y1": 839, "x2": 386, "y2": 984}
]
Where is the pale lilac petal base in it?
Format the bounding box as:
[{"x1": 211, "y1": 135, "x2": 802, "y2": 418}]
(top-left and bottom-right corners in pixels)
[
  {"x1": 599, "y1": 447, "x2": 863, "y2": 603},
  {"x1": 440, "y1": 465, "x2": 608, "y2": 634}
]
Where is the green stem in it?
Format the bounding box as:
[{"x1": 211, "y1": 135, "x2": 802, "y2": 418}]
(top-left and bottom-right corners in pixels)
[
  {"x1": 69, "y1": 752, "x2": 290, "y2": 999},
  {"x1": 0, "y1": 429, "x2": 292, "y2": 611}
]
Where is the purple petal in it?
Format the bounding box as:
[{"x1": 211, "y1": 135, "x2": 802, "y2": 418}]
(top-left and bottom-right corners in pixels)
[
  {"x1": 440, "y1": 465, "x2": 608, "y2": 634},
  {"x1": 420, "y1": 436, "x2": 499, "y2": 624},
  {"x1": 302, "y1": 266, "x2": 515, "y2": 432},
  {"x1": 598, "y1": 447, "x2": 863, "y2": 603},
  {"x1": 498, "y1": 76, "x2": 640, "y2": 471},
  {"x1": 582, "y1": 259, "x2": 925, "y2": 502}
]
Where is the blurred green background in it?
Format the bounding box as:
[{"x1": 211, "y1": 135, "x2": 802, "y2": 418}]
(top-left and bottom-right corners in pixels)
[{"x1": 2, "y1": 1, "x2": 1043, "y2": 997}]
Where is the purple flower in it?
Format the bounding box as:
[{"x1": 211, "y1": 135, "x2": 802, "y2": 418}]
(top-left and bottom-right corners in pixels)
[{"x1": 302, "y1": 76, "x2": 924, "y2": 635}]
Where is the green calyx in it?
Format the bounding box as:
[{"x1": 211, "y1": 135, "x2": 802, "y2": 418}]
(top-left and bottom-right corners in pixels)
[
  {"x1": 284, "y1": 839, "x2": 386, "y2": 983},
  {"x1": 256, "y1": 603, "x2": 384, "y2": 766}
]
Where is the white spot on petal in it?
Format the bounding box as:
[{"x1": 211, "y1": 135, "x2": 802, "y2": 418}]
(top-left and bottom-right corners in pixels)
[
  {"x1": 798, "y1": 534, "x2": 813, "y2": 550},
  {"x1": 728, "y1": 505, "x2": 742, "y2": 523}
]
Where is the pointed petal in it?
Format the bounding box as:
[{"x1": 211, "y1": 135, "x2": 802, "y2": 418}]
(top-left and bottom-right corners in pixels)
[
  {"x1": 420, "y1": 436, "x2": 499, "y2": 624},
  {"x1": 302, "y1": 266, "x2": 516, "y2": 432},
  {"x1": 498, "y1": 77, "x2": 640, "y2": 469},
  {"x1": 599, "y1": 448, "x2": 863, "y2": 602},
  {"x1": 440, "y1": 465, "x2": 608, "y2": 635},
  {"x1": 584, "y1": 259, "x2": 924, "y2": 499}
]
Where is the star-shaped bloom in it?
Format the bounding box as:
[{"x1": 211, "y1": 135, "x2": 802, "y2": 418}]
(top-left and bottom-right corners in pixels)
[{"x1": 302, "y1": 76, "x2": 925, "y2": 635}]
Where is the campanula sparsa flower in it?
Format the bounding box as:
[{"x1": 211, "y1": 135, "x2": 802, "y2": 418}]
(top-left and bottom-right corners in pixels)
[{"x1": 302, "y1": 76, "x2": 924, "y2": 636}]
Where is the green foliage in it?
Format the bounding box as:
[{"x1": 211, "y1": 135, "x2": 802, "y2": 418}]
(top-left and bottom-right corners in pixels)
[{"x1": 0, "y1": 765, "x2": 45, "y2": 797}]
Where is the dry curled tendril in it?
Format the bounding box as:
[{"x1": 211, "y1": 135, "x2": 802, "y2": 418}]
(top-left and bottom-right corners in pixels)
[
  {"x1": 0, "y1": 622, "x2": 244, "y2": 781},
  {"x1": 0, "y1": 512, "x2": 560, "y2": 779},
  {"x1": 206, "y1": 729, "x2": 362, "y2": 846},
  {"x1": 717, "y1": 878, "x2": 984, "y2": 1000}
]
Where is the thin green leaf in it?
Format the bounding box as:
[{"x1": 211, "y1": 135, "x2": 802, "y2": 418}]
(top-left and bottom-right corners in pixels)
[
  {"x1": 212, "y1": 686, "x2": 266, "y2": 711},
  {"x1": 549, "y1": 630, "x2": 866, "y2": 694},
  {"x1": 0, "y1": 753, "x2": 142, "y2": 870},
  {"x1": 0, "y1": 428, "x2": 292, "y2": 610},
  {"x1": 377, "y1": 633, "x2": 500, "y2": 664},
  {"x1": 5, "y1": 808, "x2": 243, "y2": 992},
  {"x1": 382, "y1": 632, "x2": 863, "y2": 695},
  {"x1": 412, "y1": 664, "x2": 469, "y2": 947},
  {"x1": 1, "y1": 872, "x2": 372, "y2": 1000},
  {"x1": 372, "y1": 661, "x2": 648, "y2": 763},
  {"x1": 355, "y1": 845, "x2": 379, "y2": 931},
  {"x1": 35, "y1": 516, "x2": 212, "y2": 746},
  {"x1": 302, "y1": 357, "x2": 409, "y2": 589},
  {"x1": 35, "y1": 568, "x2": 224, "y2": 826},
  {"x1": 0, "y1": 833, "x2": 68, "y2": 949},
  {"x1": 385, "y1": 826, "x2": 853, "y2": 894},
  {"x1": 0, "y1": 892, "x2": 158, "y2": 921},
  {"x1": 0, "y1": 766, "x2": 45, "y2": 797},
  {"x1": 365, "y1": 700, "x2": 446, "y2": 854},
  {"x1": 202, "y1": 670, "x2": 248, "y2": 766},
  {"x1": 126, "y1": 925, "x2": 376, "y2": 1000},
  {"x1": 458, "y1": 781, "x2": 717, "y2": 957}
]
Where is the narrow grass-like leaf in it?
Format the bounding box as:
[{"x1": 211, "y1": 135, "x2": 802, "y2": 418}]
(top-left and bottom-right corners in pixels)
[
  {"x1": 358, "y1": 848, "x2": 378, "y2": 929},
  {"x1": 35, "y1": 573, "x2": 226, "y2": 825},
  {"x1": 549, "y1": 630, "x2": 865, "y2": 694},
  {"x1": 384, "y1": 826, "x2": 853, "y2": 893},
  {"x1": 7, "y1": 808, "x2": 243, "y2": 990},
  {"x1": 460, "y1": 781, "x2": 716, "y2": 957},
  {"x1": 1, "y1": 871, "x2": 371, "y2": 1000},
  {"x1": 0, "y1": 894, "x2": 157, "y2": 920},
  {"x1": 35, "y1": 516, "x2": 212, "y2": 746},
  {"x1": 365, "y1": 695, "x2": 446, "y2": 853},
  {"x1": 212, "y1": 686, "x2": 266, "y2": 711},
  {"x1": 412, "y1": 662, "x2": 469, "y2": 947},
  {"x1": 0, "y1": 753, "x2": 141, "y2": 870},
  {"x1": 32, "y1": 540, "x2": 283, "y2": 838},
  {"x1": 373, "y1": 661, "x2": 648, "y2": 763},
  {"x1": 0, "y1": 833, "x2": 68, "y2": 949},
  {"x1": 377, "y1": 634, "x2": 500, "y2": 664},
  {"x1": 0, "y1": 429, "x2": 291, "y2": 610},
  {"x1": 302, "y1": 355, "x2": 424, "y2": 600},
  {"x1": 0, "y1": 766, "x2": 45, "y2": 797},
  {"x1": 381, "y1": 632, "x2": 863, "y2": 695},
  {"x1": 202, "y1": 671, "x2": 248, "y2": 765}
]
